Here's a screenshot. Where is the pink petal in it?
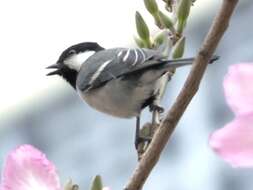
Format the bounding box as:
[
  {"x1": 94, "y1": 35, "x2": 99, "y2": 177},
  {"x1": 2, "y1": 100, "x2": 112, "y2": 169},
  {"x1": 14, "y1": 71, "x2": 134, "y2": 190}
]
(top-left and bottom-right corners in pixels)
[
  {"x1": 209, "y1": 114, "x2": 253, "y2": 167},
  {"x1": 224, "y1": 63, "x2": 253, "y2": 115},
  {"x1": 0, "y1": 144, "x2": 61, "y2": 190}
]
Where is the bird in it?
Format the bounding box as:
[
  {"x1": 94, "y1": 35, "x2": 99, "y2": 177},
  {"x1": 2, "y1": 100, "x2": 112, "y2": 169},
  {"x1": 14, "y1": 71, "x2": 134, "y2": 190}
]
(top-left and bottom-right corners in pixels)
[{"x1": 46, "y1": 41, "x2": 218, "y2": 148}]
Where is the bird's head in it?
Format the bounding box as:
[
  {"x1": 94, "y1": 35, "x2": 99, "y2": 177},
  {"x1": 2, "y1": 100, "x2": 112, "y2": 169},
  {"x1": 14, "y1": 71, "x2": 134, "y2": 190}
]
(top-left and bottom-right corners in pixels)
[{"x1": 46, "y1": 42, "x2": 104, "y2": 88}]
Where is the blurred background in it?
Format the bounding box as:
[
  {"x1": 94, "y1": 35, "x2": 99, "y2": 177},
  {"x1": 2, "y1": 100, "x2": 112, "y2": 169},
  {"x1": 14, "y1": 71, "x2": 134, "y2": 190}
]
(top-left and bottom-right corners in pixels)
[{"x1": 0, "y1": 0, "x2": 253, "y2": 189}]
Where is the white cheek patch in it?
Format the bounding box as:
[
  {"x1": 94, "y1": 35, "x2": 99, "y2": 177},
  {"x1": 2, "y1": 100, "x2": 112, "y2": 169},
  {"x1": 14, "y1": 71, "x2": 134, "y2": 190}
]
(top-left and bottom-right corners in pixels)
[{"x1": 64, "y1": 51, "x2": 95, "y2": 71}]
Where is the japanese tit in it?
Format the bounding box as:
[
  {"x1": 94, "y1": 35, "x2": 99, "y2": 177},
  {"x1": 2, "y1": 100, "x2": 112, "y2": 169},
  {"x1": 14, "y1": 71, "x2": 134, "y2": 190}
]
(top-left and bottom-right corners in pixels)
[{"x1": 47, "y1": 42, "x2": 218, "y2": 147}]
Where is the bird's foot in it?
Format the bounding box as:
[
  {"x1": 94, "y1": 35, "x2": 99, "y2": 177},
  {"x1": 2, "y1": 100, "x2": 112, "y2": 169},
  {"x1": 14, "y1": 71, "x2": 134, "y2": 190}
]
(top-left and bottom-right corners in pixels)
[
  {"x1": 135, "y1": 136, "x2": 152, "y2": 150},
  {"x1": 149, "y1": 104, "x2": 165, "y2": 113}
]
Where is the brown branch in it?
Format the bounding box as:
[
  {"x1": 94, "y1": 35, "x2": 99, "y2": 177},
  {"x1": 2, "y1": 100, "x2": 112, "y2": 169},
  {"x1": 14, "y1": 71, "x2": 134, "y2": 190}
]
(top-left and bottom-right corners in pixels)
[{"x1": 124, "y1": 0, "x2": 239, "y2": 189}]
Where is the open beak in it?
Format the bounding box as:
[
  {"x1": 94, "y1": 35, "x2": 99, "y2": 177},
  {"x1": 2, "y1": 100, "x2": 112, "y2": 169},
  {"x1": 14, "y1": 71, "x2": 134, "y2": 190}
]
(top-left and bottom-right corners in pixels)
[{"x1": 46, "y1": 64, "x2": 61, "y2": 76}]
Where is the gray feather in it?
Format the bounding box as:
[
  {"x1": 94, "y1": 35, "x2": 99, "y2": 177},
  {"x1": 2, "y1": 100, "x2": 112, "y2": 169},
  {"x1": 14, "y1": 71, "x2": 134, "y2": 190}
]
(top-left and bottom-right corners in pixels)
[
  {"x1": 77, "y1": 48, "x2": 161, "y2": 91},
  {"x1": 76, "y1": 46, "x2": 218, "y2": 91}
]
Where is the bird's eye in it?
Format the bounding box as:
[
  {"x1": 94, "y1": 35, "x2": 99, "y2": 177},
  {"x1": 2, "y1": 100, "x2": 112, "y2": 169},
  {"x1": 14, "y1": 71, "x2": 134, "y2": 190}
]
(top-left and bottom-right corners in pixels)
[{"x1": 68, "y1": 50, "x2": 76, "y2": 55}]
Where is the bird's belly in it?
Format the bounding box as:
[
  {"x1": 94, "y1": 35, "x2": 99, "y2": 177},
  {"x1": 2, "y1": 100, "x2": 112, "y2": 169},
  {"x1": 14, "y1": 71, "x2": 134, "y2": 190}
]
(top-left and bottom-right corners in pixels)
[{"x1": 77, "y1": 79, "x2": 155, "y2": 118}]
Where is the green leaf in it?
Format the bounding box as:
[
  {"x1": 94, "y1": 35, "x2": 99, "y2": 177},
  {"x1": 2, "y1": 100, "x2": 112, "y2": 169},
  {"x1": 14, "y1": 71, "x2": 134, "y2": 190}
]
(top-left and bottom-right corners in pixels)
[
  {"x1": 134, "y1": 36, "x2": 145, "y2": 48},
  {"x1": 172, "y1": 36, "x2": 185, "y2": 59},
  {"x1": 154, "y1": 32, "x2": 165, "y2": 46},
  {"x1": 135, "y1": 11, "x2": 151, "y2": 47},
  {"x1": 176, "y1": 0, "x2": 191, "y2": 22},
  {"x1": 176, "y1": 19, "x2": 186, "y2": 34},
  {"x1": 90, "y1": 175, "x2": 103, "y2": 190},
  {"x1": 158, "y1": 11, "x2": 175, "y2": 32},
  {"x1": 144, "y1": 0, "x2": 159, "y2": 15}
]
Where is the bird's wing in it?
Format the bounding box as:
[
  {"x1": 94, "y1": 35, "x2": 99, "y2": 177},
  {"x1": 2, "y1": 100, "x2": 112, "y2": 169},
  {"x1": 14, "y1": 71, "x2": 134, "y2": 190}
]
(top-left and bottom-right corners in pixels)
[{"x1": 76, "y1": 48, "x2": 167, "y2": 91}]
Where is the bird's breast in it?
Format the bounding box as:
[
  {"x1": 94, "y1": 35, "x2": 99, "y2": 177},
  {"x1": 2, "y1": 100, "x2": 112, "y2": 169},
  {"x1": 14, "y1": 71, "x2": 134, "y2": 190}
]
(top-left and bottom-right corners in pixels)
[
  {"x1": 76, "y1": 67, "x2": 169, "y2": 118},
  {"x1": 77, "y1": 79, "x2": 146, "y2": 118}
]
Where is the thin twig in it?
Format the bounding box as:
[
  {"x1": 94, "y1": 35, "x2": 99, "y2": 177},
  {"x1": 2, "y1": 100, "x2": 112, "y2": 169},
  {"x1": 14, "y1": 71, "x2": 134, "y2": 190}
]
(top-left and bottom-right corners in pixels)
[{"x1": 124, "y1": 0, "x2": 239, "y2": 189}]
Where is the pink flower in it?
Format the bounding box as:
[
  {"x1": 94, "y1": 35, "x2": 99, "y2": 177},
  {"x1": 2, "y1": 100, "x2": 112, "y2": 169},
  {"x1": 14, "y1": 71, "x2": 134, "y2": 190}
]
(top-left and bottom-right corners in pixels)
[
  {"x1": 0, "y1": 144, "x2": 61, "y2": 190},
  {"x1": 223, "y1": 64, "x2": 253, "y2": 115},
  {"x1": 209, "y1": 63, "x2": 253, "y2": 167}
]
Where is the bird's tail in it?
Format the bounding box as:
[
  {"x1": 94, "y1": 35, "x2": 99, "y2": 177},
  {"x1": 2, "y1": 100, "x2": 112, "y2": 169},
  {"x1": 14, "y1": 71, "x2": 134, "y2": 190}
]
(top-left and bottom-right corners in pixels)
[{"x1": 162, "y1": 55, "x2": 220, "y2": 69}]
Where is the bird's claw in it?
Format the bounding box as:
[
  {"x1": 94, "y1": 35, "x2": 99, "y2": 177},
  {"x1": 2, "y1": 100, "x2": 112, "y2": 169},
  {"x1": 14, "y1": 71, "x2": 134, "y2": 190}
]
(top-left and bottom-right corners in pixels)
[
  {"x1": 135, "y1": 136, "x2": 152, "y2": 150},
  {"x1": 149, "y1": 104, "x2": 165, "y2": 113}
]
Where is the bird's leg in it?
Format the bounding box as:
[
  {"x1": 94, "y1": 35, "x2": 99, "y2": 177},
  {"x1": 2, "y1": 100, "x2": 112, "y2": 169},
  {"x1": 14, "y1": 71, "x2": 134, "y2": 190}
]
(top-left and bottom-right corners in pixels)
[
  {"x1": 149, "y1": 72, "x2": 170, "y2": 124},
  {"x1": 135, "y1": 116, "x2": 141, "y2": 149},
  {"x1": 135, "y1": 115, "x2": 152, "y2": 150},
  {"x1": 150, "y1": 100, "x2": 164, "y2": 125}
]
